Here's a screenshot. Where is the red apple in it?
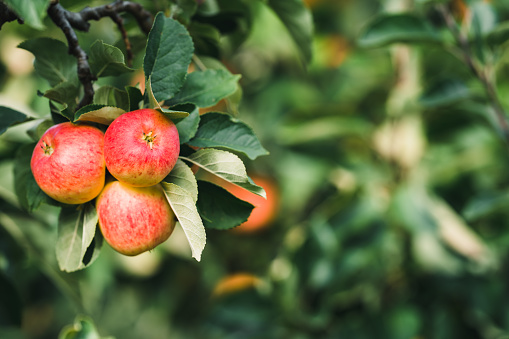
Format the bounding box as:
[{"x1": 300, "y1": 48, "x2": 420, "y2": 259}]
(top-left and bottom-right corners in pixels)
[
  {"x1": 104, "y1": 108, "x2": 180, "y2": 187},
  {"x1": 31, "y1": 122, "x2": 105, "y2": 204},
  {"x1": 96, "y1": 181, "x2": 176, "y2": 256}
]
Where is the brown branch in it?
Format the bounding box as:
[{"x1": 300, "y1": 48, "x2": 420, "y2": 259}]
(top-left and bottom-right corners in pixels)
[{"x1": 0, "y1": 2, "x2": 24, "y2": 29}]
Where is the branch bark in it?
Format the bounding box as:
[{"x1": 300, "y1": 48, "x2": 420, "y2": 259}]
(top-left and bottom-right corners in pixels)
[{"x1": 0, "y1": 2, "x2": 23, "y2": 29}]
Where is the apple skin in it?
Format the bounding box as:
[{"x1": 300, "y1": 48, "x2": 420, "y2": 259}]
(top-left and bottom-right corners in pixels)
[
  {"x1": 31, "y1": 122, "x2": 105, "y2": 204},
  {"x1": 104, "y1": 108, "x2": 180, "y2": 187},
  {"x1": 96, "y1": 181, "x2": 176, "y2": 256}
]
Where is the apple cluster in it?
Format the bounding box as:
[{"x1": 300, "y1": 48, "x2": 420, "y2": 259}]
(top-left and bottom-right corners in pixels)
[{"x1": 31, "y1": 109, "x2": 181, "y2": 256}]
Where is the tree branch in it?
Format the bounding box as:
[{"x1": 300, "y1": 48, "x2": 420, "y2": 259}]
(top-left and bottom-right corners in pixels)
[
  {"x1": 438, "y1": 4, "x2": 509, "y2": 148},
  {"x1": 0, "y1": 2, "x2": 23, "y2": 30}
]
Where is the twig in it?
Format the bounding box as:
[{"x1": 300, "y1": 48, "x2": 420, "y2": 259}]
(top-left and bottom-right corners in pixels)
[
  {"x1": 0, "y1": 2, "x2": 23, "y2": 29},
  {"x1": 111, "y1": 13, "x2": 134, "y2": 67},
  {"x1": 438, "y1": 4, "x2": 509, "y2": 147}
]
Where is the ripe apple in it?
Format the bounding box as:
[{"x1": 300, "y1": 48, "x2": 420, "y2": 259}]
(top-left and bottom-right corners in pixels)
[
  {"x1": 96, "y1": 180, "x2": 176, "y2": 256},
  {"x1": 104, "y1": 108, "x2": 180, "y2": 187},
  {"x1": 30, "y1": 122, "x2": 105, "y2": 204}
]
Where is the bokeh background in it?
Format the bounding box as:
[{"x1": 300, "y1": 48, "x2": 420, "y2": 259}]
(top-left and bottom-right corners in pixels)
[{"x1": 3, "y1": 0, "x2": 509, "y2": 338}]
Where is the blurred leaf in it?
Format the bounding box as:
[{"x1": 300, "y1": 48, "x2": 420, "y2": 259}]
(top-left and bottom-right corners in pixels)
[
  {"x1": 74, "y1": 104, "x2": 125, "y2": 125},
  {"x1": 144, "y1": 13, "x2": 194, "y2": 102},
  {"x1": 88, "y1": 40, "x2": 134, "y2": 78},
  {"x1": 267, "y1": 0, "x2": 314, "y2": 64},
  {"x1": 59, "y1": 316, "x2": 114, "y2": 339},
  {"x1": 165, "y1": 159, "x2": 198, "y2": 203},
  {"x1": 4, "y1": 0, "x2": 49, "y2": 30},
  {"x1": 358, "y1": 13, "x2": 440, "y2": 48},
  {"x1": 196, "y1": 180, "x2": 254, "y2": 230},
  {"x1": 181, "y1": 148, "x2": 266, "y2": 198},
  {"x1": 94, "y1": 86, "x2": 130, "y2": 112},
  {"x1": 0, "y1": 270, "x2": 22, "y2": 326},
  {"x1": 171, "y1": 0, "x2": 198, "y2": 25},
  {"x1": 188, "y1": 112, "x2": 268, "y2": 160},
  {"x1": 56, "y1": 203, "x2": 100, "y2": 272},
  {"x1": 18, "y1": 38, "x2": 78, "y2": 86},
  {"x1": 161, "y1": 182, "x2": 206, "y2": 261},
  {"x1": 0, "y1": 106, "x2": 28, "y2": 135},
  {"x1": 486, "y1": 21, "x2": 509, "y2": 48},
  {"x1": 175, "y1": 105, "x2": 200, "y2": 143},
  {"x1": 463, "y1": 191, "x2": 509, "y2": 221},
  {"x1": 27, "y1": 119, "x2": 53, "y2": 141},
  {"x1": 419, "y1": 78, "x2": 471, "y2": 107},
  {"x1": 188, "y1": 22, "x2": 221, "y2": 57},
  {"x1": 165, "y1": 69, "x2": 241, "y2": 108}
]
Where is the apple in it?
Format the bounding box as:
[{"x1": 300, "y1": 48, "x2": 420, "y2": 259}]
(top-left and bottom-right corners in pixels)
[
  {"x1": 96, "y1": 180, "x2": 176, "y2": 256},
  {"x1": 31, "y1": 122, "x2": 105, "y2": 204},
  {"x1": 104, "y1": 108, "x2": 180, "y2": 187}
]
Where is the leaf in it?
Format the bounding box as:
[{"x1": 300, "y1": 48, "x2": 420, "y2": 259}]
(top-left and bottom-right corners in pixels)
[
  {"x1": 27, "y1": 119, "x2": 53, "y2": 141},
  {"x1": 196, "y1": 180, "x2": 254, "y2": 230},
  {"x1": 267, "y1": 0, "x2": 314, "y2": 64},
  {"x1": 172, "y1": 0, "x2": 198, "y2": 26},
  {"x1": 19, "y1": 38, "x2": 78, "y2": 86},
  {"x1": 165, "y1": 159, "x2": 199, "y2": 203},
  {"x1": 145, "y1": 77, "x2": 190, "y2": 120},
  {"x1": 0, "y1": 106, "x2": 28, "y2": 135},
  {"x1": 161, "y1": 182, "x2": 206, "y2": 261},
  {"x1": 4, "y1": 0, "x2": 50, "y2": 30},
  {"x1": 462, "y1": 191, "x2": 509, "y2": 221},
  {"x1": 126, "y1": 86, "x2": 143, "y2": 111},
  {"x1": 358, "y1": 13, "x2": 440, "y2": 48},
  {"x1": 44, "y1": 81, "x2": 80, "y2": 114},
  {"x1": 181, "y1": 148, "x2": 266, "y2": 198},
  {"x1": 143, "y1": 13, "x2": 194, "y2": 102},
  {"x1": 487, "y1": 21, "x2": 509, "y2": 49},
  {"x1": 56, "y1": 203, "x2": 100, "y2": 272},
  {"x1": 0, "y1": 271, "x2": 22, "y2": 327},
  {"x1": 175, "y1": 105, "x2": 200, "y2": 143},
  {"x1": 165, "y1": 69, "x2": 241, "y2": 108},
  {"x1": 188, "y1": 112, "x2": 269, "y2": 160},
  {"x1": 419, "y1": 79, "x2": 471, "y2": 108},
  {"x1": 160, "y1": 108, "x2": 190, "y2": 120},
  {"x1": 74, "y1": 104, "x2": 125, "y2": 125},
  {"x1": 59, "y1": 316, "x2": 114, "y2": 339},
  {"x1": 94, "y1": 86, "x2": 130, "y2": 112},
  {"x1": 14, "y1": 143, "x2": 53, "y2": 212},
  {"x1": 88, "y1": 40, "x2": 134, "y2": 77},
  {"x1": 188, "y1": 22, "x2": 221, "y2": 58}
]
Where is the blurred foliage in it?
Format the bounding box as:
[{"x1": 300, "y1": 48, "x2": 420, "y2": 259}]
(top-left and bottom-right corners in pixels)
[{"x1": 4, "y1": 0, "x2": 509, "y2": 338}]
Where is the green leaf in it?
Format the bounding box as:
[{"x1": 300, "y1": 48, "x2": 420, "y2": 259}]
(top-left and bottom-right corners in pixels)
[
  {"x1": 0, "y1": 271, "x2": 22, "y2": 327},
  {"x1": 419, "y1": 79, "x2": 471, "y2": 108},
  {"x1": 165, "y1": 69, "x2": 241, "y2": 108},
  {"x1": 161, "y1": 182, "x2": 206, "y2": 261},
  {"x1": 188, "y1": 112, "x2": 269, "y2": 160},
  {"x1": 27, "y1": 119, "x2": 53, "y2": 141},
  {"x1": 358, "y1": 13, "x2": 440, "y2": 48},
  {"x1": 462, "y1": 191, "x2": 509, "y2": 221},
  {"x1": 88, "y1": 40, "x2": 134, "y2": 77},
  {"x1": 0, "y1": 106, "x2": 28, "y2": 135},
  {"x1": 144, "y1": 13, "x2": 194, "y2": 102},
  {"x1": 160, "y1": 108, "x2": 190, "y2": 120},
  {"x1": 4, "y1": 0, "x2": 50, "y2": 30},
  {"x1": 486, "y1": 21, "x2": 509, "y2": 49},
  {"x1": 171, "y1": 0, "x2": 198, "y2": 25},
  {"x1": 49, "y1": 101, "x2": 74, "y2": 124},
  {"x1": 59, "y1": 316, "x2": 114, "y2": 339},
  {"x1": 267, "y1": 0, "x2": 314, "y2": 64},
  {"x1": 74, "y1": 104, "x2": 125, "y2": 125},
  {"x1": 19, "y1": 38, "x2": 78, "y2": 86},
  {"x1": 14, "y1": 143, "x2": 53, "y2": 212},
  {"x1": 56, "y1": 203, "x2": 100, "y2": 272},
  {"x1": 94, "y1": 86, "x2": 130, "y2": 112},
  {"x1": 188, "y1": 22, "x2": 221, "y2": 58},
  {"x1": 175, "y1": 105, "x2": 200, "y2": 143},
  {"x1": 196, "y1": 180, "x2": 254, "y2": 230},
  {"x1": 126, "y1": 86, "x2": 143, "y2": 111},
  {"x1": 44, "y1": 81, "x2": 80, "y2": 114},
  {"x1": 165, "y1": 159, "x2": 198, "y2": 203},
  {"x1": 181, "y1": 148, "x2": 266, "y2": 198}
]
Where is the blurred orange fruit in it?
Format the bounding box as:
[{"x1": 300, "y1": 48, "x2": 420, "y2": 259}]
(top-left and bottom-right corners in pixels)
[{"x1": 212, "y1": 273, "x2": 261, "y2": 297}]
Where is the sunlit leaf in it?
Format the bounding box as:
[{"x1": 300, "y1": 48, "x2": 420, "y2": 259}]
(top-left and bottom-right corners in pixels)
[
  {"x1": 4, "y1": 0, "x2": 50, "y2": 30},
  {"x1": 74, "y1": 104, "x2": 125, "y2": 125},
  {"x1": 165, "y1": 159, "x2": 199, "y2": 203},
  {"x1": 89, "y1": 40, "x2": 133, "y2": 77}
]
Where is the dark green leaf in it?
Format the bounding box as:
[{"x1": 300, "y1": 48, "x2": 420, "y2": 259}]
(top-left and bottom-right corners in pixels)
[
  {"x1": 175, "y1": 105, "x2": 200, "y2": 143},
  {"x1": 19, "y1": 38, "x2": 78, "y2": 86},
  {"x1": 188, "y1": 22, "x2": 221, "y2": 57},
  {"x1": 358, "y1": 13, "x2": 440, "y2": 48},
  {"x1": 171, "y1": 0, "x2": 198, "y2": 25},
  {"x1": 94, "y1": 86, "x2": 130, "y2": 112},
  {"x1": 44, "y1": 81, "x2": 80, "y2": 114},
  {"x1": 126, "y1": 86, "x2": 143, "y2": 111},
  {"x1": 165, "y1": 69, "x2": 241, "y2": 108},
  {"x1": 56, "y1": 203, "x2": 100, "y2": 272},
  {"x1": 144, "y1": 13, "x2": 194, "y2": 102},
  {"x1": 197, "y1": 180, "x2": 254, "y2": 230},
  {"x1": 88, "y1": 40, "x2": 134, "y2": 77},
  {"x1": 188, "y1": 112, "x2": 269, "y2": 160},
  {"x1": 267, "y1": 0, "x2": 314, "y2": 64},
  {"x1": 4, "y1": 0, "x2": 50, "y2": 30},
  {"x1": 27, "y1": 119, "x2": 53, "y2": 141},
  {"x1": 50, "y1": 101, "x2": 74, "y2": 124},
  {"x1": 0, "y1": 270, "x2": 22, "y2": 326},
  {"x1": 0, "y1": 106, "x2": 28, "y2": 135},
  {"x1": 74, "y1": 104, "x2": 125, "y2": 125},
  {"x1": 486, "y1": 21, "x2": 509, "y2": 49},
  {"x1": 419, "y1": 79, "x2": 471, "y2": 107}
]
